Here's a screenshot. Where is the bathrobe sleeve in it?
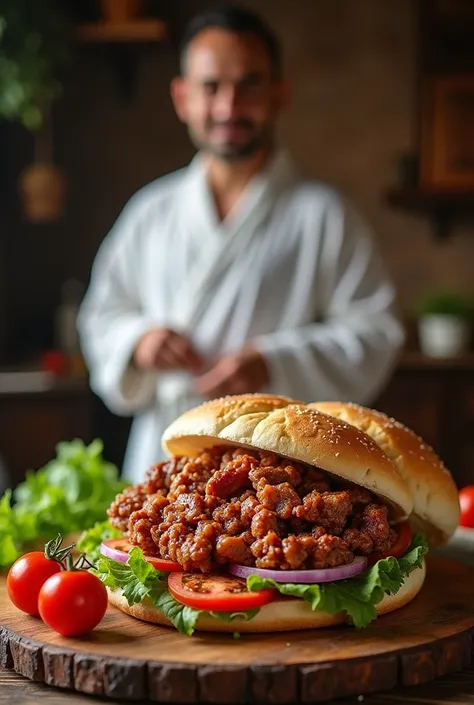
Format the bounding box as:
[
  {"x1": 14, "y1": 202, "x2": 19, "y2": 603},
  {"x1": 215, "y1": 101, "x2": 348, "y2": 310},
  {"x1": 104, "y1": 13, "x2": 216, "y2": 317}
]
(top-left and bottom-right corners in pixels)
[
  {"x1": 253, "y1": 195, "x2": 405, "y2": 405},
  {"x1": 77, "y1": 198, "x2": 159, "y2": 415}
]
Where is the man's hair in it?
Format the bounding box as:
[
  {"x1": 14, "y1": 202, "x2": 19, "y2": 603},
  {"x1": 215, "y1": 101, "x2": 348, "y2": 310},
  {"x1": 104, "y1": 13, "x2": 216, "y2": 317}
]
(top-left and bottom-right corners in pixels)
[{"x1": 179, "y1": 5, "x2": 283, "y2": 79}]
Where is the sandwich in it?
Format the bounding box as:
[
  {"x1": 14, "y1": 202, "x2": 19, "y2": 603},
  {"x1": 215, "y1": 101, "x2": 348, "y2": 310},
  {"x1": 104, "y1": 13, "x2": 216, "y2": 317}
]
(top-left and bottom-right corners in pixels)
[{"x1": 86, "y1": 394, "x2": 459, "y2": 635}]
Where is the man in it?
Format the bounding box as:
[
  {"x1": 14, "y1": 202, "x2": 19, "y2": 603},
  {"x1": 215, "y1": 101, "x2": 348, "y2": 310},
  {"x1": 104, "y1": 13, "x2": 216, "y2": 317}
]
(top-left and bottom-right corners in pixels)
[{"x1": 78, "y1": 6, "x2": 405, "y2": 483}]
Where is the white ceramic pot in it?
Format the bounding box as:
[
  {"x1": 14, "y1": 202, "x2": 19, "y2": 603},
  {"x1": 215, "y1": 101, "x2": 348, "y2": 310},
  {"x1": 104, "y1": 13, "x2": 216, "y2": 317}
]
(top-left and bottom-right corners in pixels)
[{"x1": 418, "y1": 314, "x2": 471, "y2": 358}]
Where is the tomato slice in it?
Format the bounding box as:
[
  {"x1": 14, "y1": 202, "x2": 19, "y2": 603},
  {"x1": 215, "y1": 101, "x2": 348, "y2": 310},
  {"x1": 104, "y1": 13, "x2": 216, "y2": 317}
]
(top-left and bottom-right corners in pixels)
[
  {"x1": 168, "y1": 572, "x2": 276, "y2": 611},
  {"x1": 101, "y1": 538, "x2": 182, "y2": 572},
  {"x1": 367, "y1": 521, "x2": 412, "y2": 566}
]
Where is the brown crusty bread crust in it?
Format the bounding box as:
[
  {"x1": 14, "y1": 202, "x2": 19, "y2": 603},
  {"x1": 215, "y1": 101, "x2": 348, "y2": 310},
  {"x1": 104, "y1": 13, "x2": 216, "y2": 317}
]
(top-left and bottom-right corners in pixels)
[{"x1": 310, "y1": 402, "x2": 459, "y2": 544}]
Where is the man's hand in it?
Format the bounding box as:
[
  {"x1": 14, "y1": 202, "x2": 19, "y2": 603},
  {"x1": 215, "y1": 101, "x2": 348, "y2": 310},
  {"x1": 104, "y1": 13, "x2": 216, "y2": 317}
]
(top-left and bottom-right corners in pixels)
[
  {"x1": 133, "y1": 328, "x2": 202, "y2": 372},
  {"x1": 193, "y1": 347, "x2": 269, "y2": 398}
]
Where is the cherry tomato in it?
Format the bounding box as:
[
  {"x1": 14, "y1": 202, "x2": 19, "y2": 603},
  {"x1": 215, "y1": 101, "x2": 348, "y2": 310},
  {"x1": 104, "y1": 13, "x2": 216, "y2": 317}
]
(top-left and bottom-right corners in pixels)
[
  {"x1": 38, "y1": 570, "x2": 108, "y2": 636},
  {"x1": 101, "y1": 538, "x2": 182, "y2": 572},
  {"x1": 459, "y1": 486, "x2": 474, "y2": 528},
  {"x1": 168, "y1": 572, "x2": 276, "y2": 612},
  {"x1": 367, "y1": 521, "x2": 412, "y2": 566},
  {"x1": 7, "y1": 552, "x2": 62, "y2": 616}
]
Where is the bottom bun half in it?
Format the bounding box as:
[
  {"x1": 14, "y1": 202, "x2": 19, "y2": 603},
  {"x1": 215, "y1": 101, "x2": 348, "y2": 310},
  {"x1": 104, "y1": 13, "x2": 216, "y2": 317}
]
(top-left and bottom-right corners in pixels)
[{"x1": 107, "y1": 560, "x2": 426, "y2": 634}]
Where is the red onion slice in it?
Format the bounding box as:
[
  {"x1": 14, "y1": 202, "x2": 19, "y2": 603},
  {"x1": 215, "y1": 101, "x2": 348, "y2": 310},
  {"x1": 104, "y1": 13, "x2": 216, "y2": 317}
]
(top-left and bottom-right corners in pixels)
[
  {"x1": 100, "y1": 539, "x2": 130, "y2": 563},
  {"x1": 228, "y1": 556, "x2": 367, "y2": 584}
]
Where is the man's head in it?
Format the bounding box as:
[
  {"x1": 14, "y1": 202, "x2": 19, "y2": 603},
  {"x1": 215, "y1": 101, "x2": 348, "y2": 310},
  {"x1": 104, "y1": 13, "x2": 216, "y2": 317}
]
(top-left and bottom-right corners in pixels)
[{"x1": 171, "y1": 5, "x2": 288, "y2": 162}]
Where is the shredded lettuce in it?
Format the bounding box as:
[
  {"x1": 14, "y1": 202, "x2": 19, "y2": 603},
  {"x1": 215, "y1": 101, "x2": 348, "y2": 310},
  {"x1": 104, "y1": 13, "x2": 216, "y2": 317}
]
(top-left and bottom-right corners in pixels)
[
  {"x1": 93, "y1": 547, "x2": 260, "y2": 636},
  {"x1": 247, "y1": 534, "x2": 429, "y2": 628},
  {"x1": 0, "y1": 439, "x2": 129, "y2": 569}
]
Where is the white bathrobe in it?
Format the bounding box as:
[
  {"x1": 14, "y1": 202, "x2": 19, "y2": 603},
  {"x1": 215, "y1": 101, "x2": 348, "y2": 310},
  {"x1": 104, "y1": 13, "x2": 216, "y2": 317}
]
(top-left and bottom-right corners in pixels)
[{"x1": 77, "y1": 149, "x2": 404, "y2": 483}]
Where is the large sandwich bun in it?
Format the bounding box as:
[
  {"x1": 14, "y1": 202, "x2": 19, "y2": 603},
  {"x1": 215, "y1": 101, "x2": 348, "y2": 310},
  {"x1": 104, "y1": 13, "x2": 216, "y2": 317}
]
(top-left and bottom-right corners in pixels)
[
  {"x1": 107, "y1": 560, "x2": 426, "y2": 633},
  {"x1": 106, "y1": 394, "x2": 439, "y2": 634},
  {"x1": 310, "y1": 402, "x2": 460, "y2": 544},
  {"x1": 162, "y1": 394, "x2": 413, "y2": 520}
]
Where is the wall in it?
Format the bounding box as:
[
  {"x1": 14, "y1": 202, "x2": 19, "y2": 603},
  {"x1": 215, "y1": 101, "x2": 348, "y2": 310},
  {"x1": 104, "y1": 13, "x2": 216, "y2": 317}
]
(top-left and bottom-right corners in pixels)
[
  {"x1": 265, "y1": 0, "x2": 474, "y2": 309},
  {"x1": 3, "y1": 0, "x2": 474, "y2": 360}
]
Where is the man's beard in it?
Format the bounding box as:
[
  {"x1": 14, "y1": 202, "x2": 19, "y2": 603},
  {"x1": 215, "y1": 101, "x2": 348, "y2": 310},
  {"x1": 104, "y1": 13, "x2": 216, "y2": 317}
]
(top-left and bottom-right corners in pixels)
[{"x1": 189, "y1": 119, "x2": 273, "y2": 162}]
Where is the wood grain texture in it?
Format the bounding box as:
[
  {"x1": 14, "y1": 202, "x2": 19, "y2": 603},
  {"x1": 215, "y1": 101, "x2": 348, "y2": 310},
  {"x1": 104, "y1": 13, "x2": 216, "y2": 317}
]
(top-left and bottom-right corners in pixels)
[
  {"x1": 1, "y1": 556, "x2": 474, "y2": 703},
  {"x1": 5, "y1": 667, "x2": 474, "y2": 705}
]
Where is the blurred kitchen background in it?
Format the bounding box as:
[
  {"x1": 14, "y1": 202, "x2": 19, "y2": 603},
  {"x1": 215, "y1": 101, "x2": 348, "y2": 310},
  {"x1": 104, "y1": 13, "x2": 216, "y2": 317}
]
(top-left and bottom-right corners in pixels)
[{"x1": 1, "y1": 0, "x2": 474, "y2": 491}]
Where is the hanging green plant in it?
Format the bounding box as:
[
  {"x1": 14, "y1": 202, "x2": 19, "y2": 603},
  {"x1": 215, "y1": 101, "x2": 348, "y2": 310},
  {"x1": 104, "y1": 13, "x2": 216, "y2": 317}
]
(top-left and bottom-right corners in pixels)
[{"x1": 0, "y1": 0, "x2": 73, "y2": 130}]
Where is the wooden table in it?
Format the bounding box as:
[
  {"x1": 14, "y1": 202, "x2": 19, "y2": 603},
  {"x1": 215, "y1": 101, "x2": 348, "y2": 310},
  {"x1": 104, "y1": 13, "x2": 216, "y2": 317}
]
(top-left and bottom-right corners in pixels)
[
  {"x1": 3, "y1": 667, "x2": 474, "y2": 704},
  {"x1": 3, "y1": 541, "x2": 474, "y2": 704}
]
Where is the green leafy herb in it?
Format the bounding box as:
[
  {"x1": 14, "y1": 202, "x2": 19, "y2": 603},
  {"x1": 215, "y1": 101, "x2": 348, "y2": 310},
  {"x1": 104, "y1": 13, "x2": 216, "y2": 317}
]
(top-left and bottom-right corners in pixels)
[
  {"x1": 76, "y1": 520, "x2": 122, "y2": 564},
  {"x1": 93, "y1": 547, "x2": 259, "y2": 636},
  {"x1": 247, "y1": 535, "x2": 428, "y2": 629},
  {"x1": 0, "y1": 439, "x2": 129, "y2": 570}
]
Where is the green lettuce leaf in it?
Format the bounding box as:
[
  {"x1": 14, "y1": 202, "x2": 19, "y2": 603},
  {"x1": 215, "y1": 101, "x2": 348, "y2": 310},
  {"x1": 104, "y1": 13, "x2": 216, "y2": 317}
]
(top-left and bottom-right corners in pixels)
[
  {"x1": 92, "y1": 536, "x2": 428, "y2": 635},
  {"x1": 93, "y1": 548, "x2": 259, "y2": 636},
  {"x1": 94, "y1": 546, "x2": 159, "y2": 604},
  {"x1": 0, "y1": 439, "x2": 129, "y2": 570},
  {"x1": 0, "y1": 492, "x2": 22, "y2": 567},
  {"x1": 149, "y1": 592, "x2": 260, "y2": 636},
  {"x1": 76, "y1": 520, "x2": 122, "y2": 564},
  {"x1": 122, "y1": 547, "x2": 160, "y2": 603},
  {"x1": 152, "y1": 589, "x2": 202, "y2": 637},
  {"x1": 398, "y1": 536, "x2": 428, "y2": 574},
  {"x1": 247, "y1": 534, "x2": 429, "y2": 629}
]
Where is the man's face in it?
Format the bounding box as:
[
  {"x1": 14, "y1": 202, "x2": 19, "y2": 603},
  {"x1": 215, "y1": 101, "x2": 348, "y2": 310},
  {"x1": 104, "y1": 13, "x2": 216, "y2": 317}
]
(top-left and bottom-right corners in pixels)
[{"x1": 171, "y1": 28, "x2": 287, "y2": 161}]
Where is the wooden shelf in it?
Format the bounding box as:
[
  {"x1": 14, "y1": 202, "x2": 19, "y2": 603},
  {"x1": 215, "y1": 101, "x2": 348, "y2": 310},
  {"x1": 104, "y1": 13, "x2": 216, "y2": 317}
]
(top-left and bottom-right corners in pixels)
[
  {"x1": 75, "y1": 19, "x2": 166, "y2": 43},
  {"x1": 74, "y1": 19, "x2": 167, "y2": 100},
  {"x1": 385, "y1": 187, "x2": 474, "y2": 238},
  {"x1": 398, "y1": 350, "x2": 474, "y2": 370},
  {"x1": 386, "y1": 188, "x2": 474, "y2": 209}
]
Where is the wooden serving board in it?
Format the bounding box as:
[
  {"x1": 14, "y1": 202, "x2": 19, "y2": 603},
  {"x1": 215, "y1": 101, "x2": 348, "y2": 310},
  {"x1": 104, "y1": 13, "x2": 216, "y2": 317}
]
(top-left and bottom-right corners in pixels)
[{"x1": 1, "y1": 556, "x2": 474, "y2": 704}]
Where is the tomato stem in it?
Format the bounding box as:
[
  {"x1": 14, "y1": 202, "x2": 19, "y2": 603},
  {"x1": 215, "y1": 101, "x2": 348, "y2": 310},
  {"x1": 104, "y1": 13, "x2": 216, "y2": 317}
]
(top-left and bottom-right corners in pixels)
[
  {"x1": 74, "y1": 553, "x2": 96, "y2": 571},
  {"x1": 44, "y1": 534, "x2": 76, "y2": 567},
  {"x1": 44, "y1": 533, "x2": 96, "y2": 572}
]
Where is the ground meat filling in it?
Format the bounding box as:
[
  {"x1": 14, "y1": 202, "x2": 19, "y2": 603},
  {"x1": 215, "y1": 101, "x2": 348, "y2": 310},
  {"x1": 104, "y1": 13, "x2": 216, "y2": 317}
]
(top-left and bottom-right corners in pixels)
[{"x1": 108, "y1": 446, "x2": 397, "y2": 573}]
